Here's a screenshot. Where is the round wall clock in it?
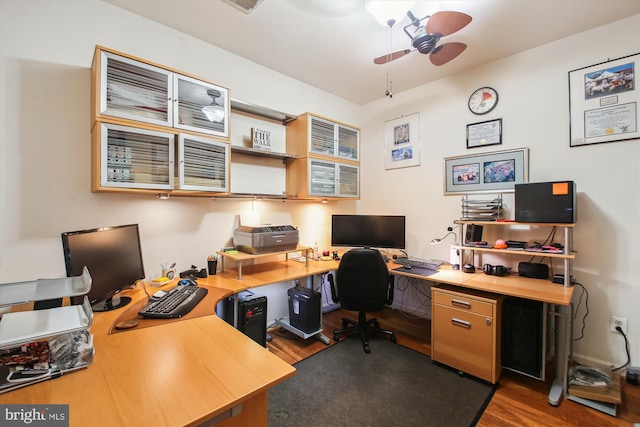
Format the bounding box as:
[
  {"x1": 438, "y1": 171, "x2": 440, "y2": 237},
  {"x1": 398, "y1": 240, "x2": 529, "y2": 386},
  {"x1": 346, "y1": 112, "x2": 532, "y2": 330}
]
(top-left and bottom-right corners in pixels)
[{"x1": 468, "y1": 87, "x2": 498, "y2": 115}]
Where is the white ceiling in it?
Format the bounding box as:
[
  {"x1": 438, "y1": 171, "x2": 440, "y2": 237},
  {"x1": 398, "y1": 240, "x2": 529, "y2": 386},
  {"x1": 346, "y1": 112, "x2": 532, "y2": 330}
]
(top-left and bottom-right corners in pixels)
[{"x1": 103, "y1": 0, "x2": 639, "y2": 105}]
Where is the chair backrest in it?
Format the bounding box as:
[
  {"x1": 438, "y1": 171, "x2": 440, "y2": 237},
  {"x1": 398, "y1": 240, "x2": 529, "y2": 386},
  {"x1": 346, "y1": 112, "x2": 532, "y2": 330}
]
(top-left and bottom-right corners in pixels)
[{"x1": 336, "y1": 248, "x2": 391, "y2": 312}]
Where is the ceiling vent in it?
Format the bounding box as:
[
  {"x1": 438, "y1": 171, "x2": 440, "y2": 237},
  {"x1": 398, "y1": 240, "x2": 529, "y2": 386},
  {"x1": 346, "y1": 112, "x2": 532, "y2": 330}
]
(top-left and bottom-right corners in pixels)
[{"x1": 222, "y1": 0, "x2": 264, "y2": 14}]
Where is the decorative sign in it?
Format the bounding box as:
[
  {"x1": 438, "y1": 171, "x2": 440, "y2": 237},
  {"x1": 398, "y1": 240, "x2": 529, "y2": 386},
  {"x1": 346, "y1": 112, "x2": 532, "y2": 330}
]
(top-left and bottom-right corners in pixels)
[{"x1": 252, "y1": 128, "x2": 272, "y2": 151}]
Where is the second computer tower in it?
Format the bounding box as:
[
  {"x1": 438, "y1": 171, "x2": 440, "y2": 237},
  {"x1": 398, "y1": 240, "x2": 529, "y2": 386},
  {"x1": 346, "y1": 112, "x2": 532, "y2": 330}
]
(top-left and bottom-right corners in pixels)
[
  {"x1": 237, "y1": 292, "x2": 267, "y2": 347},
  {"x1": 501, "y1": 297, "x2": 546, "y2": 380}
]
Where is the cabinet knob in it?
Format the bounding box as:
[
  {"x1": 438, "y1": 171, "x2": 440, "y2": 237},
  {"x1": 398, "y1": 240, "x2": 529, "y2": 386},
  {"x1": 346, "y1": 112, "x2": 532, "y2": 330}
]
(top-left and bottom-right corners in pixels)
[{"x1": 485, "y1": 318, "x2": 492, "y2": 326}]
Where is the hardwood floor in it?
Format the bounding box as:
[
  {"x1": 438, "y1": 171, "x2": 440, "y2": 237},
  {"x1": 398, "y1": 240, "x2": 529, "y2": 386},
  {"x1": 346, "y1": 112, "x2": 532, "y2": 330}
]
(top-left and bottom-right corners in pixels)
[{"x1": 267, "y1": 307, "x2": 640, "y2": 426}]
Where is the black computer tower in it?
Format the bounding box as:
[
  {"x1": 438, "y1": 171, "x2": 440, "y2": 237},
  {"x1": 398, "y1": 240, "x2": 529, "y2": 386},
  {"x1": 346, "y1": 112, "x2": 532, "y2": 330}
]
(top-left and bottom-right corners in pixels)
[
  {"x1": 237, "y1": 292, "x2": 267, "y2": 347},
  {"x1": 502, "y1": 297, "x2": 546, "y2": 380},
  {"x1": 287, "y1": 286, "x2": 321, "y2": 334}
]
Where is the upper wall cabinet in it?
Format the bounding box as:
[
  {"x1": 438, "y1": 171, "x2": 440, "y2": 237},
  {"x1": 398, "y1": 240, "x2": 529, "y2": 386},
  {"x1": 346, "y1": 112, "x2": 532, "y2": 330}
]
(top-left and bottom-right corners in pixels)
[
  {"x1": 92, "y1": 47, "x2": 229, "y2": 138},
  {"x1": 287, "y1": 113, "x2": 359, "y2": 161},
  {"x1": 286, "y1": 113, "x2": 360, "y2": 200},
  {"x1": 90, "y1": 46, "x2": 230, "y2": 196}
]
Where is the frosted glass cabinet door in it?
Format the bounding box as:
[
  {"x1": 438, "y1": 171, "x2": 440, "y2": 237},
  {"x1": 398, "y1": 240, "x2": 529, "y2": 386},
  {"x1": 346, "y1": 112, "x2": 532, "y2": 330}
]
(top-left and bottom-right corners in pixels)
[
  {"x1": 100, "y1": 123, "x2": 174, "y2": 190},
  {"x1": 178, "y1": 134, "x2": 229, "y2": 192},
  {"x1": 309, "y1": 159, "x2": 337, "y2": 196},
  {"x1": 336, "y1": 124, "x2": 359, "y2": 161},
  {"x1": 337, "y1": 163, "x2": 359, "y2": 197},
  {"x1": 99, "y1": 51, "x2": 173, "y2": 127},
  {"x1": 174, "y1": 74, "x2": 229, "y2": 138}
]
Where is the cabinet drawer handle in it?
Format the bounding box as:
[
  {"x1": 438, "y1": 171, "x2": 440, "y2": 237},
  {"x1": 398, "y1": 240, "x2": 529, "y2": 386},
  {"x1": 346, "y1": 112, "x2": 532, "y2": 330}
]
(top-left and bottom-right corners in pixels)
[
  {"x1": 451, "y1": 318, "x2": 471, "y2": 329},
  {"x1": 451, "y1": 299, "x2": 471, "y2": 309}
]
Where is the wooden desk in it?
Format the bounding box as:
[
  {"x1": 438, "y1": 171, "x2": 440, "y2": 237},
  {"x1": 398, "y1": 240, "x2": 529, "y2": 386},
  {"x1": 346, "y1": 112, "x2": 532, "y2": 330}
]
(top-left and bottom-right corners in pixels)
[
  {"x1": 0, "y1": 255, "x2": 574, "y2": 425},
  {"x1": 0, "y1": 289, "x2": 294, "y2": 427},
  {"x1": 0, "y1": 256, "x2": 342, "y2": 426},
  {"x1": 389, "y1": 263, "x2": 575, "y2": 405}
]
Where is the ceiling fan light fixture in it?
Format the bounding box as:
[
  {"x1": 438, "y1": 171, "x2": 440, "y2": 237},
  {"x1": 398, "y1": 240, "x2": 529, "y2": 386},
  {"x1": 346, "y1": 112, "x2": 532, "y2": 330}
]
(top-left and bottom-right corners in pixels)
[{"x1": 365, "y1": 0, "x2": 416, "y2": 27}]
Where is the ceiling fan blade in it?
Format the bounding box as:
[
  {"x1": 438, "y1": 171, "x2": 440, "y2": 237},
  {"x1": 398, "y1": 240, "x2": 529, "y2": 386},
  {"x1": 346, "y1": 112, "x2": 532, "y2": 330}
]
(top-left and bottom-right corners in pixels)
[
  {"x1": 425, "y1": 11, "x2": 472, "y2": 36},
  {"x1": 429, "y1": 42, "x2": 467, "y2": 66},
  {"x1": 374, "y1": 49, "x2": 411, "y2": 65}
]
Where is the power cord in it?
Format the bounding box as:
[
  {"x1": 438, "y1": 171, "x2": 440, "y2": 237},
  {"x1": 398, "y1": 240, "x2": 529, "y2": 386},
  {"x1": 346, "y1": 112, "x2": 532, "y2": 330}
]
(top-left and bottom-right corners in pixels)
[
  {"x1": 611, "y1": 326, "x2": 630, "y2": 372},
  {"x1": 571, "y1": 282, "x2": 588, "y2": 341}
]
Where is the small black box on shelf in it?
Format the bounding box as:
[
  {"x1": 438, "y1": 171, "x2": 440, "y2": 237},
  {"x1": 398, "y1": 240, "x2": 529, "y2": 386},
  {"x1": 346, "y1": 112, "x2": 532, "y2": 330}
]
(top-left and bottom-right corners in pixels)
[
  {"x1": 515, "y1": 181, "x2": 576, "y2": 223},
  {"x1": 288, "y1": 286, "x2": 321, "y2": 334}
]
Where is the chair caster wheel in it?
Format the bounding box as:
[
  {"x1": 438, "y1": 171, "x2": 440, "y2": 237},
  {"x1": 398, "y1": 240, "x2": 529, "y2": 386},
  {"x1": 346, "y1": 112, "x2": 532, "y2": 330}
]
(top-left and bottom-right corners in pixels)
[
  {"x1": 342, "y1": 319, "x2": 349, "y2": 327},
  {"x1": 333, "y1": 334, "x2": 340, "y2": 342},
  {"x1": 373, "y1": 320, "x2": 380, "y2": 328},
  {"x1": 390, "y1": 335, "x2": 397, "y2": 344}
]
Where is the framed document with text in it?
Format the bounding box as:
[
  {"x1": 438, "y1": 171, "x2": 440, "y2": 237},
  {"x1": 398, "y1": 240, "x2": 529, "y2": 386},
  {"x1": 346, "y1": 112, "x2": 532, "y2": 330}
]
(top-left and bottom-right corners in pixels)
[
  {"x1": 467, "y1": 119, "x2": 502, "y2": 149},
  {"x1": 569, "y1": 53, "x2": 639, "y2": 147}
]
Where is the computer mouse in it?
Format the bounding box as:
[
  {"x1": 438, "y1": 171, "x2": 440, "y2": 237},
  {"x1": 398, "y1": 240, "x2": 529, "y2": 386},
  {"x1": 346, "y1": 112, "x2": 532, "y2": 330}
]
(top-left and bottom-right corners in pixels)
[
  {"x1": 178, "y1": 278, "x2": 197, "y2": 286},
  {"x1": 404, "y1": 265, "x2": 412, "y2": 269}
]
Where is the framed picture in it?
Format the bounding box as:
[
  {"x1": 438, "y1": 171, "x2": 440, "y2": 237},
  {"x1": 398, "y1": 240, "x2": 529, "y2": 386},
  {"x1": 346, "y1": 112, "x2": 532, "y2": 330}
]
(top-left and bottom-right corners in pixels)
[
  {"x1": 443, "y1": 147, "x2": 529, "y2": 195},
  {"x1": 467, "y1": 118, "x2": 502, "y2": 149},
  {"x1": 384, "y1": 113, "x2": 420, "y2": 170},
  {"x1": 569, "y1": 53, "x2": 639, "y2": 147}
]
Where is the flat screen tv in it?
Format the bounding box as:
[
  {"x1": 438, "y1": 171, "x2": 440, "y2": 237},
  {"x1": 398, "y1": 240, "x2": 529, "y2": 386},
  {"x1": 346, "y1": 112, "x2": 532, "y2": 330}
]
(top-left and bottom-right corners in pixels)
[
  {"x1": 61, "y1": 224, "x2": 145, "y2": 312},
  {"x1": 331, "y1": 215, "x2": 406, "y2": 249}
]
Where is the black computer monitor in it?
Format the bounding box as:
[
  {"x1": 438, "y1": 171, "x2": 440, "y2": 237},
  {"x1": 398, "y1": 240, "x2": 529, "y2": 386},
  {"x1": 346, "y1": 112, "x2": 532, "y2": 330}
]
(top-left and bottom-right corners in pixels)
[
  {"x1": 331, "y1": 215, "x2": 406, "y2": 249},
  {"x1": 61, "y1": 224, "x2": 145, "y2": 312}
]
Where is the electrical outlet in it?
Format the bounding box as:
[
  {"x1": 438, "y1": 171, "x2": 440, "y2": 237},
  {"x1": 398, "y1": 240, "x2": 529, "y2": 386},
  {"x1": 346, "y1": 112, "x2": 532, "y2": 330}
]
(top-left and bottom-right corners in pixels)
[{"x1": 610, "y1": 315, "x2": 628, "y2": 334}]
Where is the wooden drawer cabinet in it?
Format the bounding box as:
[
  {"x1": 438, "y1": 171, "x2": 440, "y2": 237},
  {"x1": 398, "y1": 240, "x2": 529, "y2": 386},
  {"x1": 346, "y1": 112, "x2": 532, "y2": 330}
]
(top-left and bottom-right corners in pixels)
[{"x1": 432, "y1": 285, "x2": 503, "y2": 383}]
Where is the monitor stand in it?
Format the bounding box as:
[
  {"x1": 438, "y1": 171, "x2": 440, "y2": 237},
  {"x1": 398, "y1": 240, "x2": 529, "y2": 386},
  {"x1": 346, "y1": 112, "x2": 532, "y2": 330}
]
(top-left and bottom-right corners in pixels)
[{"x1": 92, "y1": 295, "x2": 132, "y2": 312}]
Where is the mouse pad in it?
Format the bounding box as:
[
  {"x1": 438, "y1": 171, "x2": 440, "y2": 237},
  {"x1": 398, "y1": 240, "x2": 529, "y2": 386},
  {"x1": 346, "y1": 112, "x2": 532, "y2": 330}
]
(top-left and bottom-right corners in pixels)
[{"x1": 393, "y1": 266, "x2": 438, "y2": 277}]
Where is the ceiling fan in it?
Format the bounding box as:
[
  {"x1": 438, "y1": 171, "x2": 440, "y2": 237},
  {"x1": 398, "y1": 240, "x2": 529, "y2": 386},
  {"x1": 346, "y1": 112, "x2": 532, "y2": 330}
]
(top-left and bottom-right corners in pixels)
[{"x1": 374, "y1": 11, "x2": 472, "y2": 66}]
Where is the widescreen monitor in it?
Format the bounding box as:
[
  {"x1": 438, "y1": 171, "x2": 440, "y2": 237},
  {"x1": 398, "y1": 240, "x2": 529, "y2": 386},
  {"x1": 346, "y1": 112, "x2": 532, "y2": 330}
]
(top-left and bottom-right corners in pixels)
[
  {"x1": 61, "y1": 224, "x2": 145, "y2": 312},
  {"x1": 331, "y1": 215, "x2": 406, "y2": 249}
]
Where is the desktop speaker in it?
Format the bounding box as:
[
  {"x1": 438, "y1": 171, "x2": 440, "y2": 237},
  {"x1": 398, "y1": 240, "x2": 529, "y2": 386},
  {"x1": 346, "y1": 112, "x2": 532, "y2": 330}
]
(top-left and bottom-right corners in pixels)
[
  {"x1": 464, "y1": 224, "x2": 484, "y2": 244},
  {"x1": 502, "y1": 297, "x2": 545, "y2": 380},
  {"x1": 515, "y1": 181, "x2": 576, "y2": 223}
]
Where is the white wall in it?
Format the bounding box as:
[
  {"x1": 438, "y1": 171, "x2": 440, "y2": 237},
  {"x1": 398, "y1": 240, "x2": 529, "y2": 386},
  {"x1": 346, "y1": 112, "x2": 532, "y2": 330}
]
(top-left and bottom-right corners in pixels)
[
  {"x1": 1, "y1": 0, "x2": 638, "y2": 367},
  {"x1": 359, "y1": 15, "x2": 640, "y2": 367},
  {"x1": 0, "y1": 0, "x2": 357, "y2": 324}
]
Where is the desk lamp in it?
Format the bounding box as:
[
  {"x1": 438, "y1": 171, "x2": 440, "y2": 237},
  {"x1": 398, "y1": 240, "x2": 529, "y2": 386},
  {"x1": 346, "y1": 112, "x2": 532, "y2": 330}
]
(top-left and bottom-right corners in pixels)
[{"x1": 430, "y1": 226, "x2": 460, "y2": 269}]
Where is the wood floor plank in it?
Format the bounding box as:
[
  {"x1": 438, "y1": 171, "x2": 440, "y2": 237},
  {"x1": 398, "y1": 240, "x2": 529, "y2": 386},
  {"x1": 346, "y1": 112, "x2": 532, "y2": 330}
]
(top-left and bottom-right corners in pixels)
[{"x1": 267, "y1": 307, "x2": 640, "y2": 426}]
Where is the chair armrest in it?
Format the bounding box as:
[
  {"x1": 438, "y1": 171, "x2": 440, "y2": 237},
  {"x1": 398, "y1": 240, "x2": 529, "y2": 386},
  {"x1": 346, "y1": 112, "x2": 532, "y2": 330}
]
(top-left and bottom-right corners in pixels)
[
  {"x1": 327, "y1": 273, "x2": 338, "y2": 303},
  {"x1": 386, "y1": 274, "x2": 394, "y2": 305}
]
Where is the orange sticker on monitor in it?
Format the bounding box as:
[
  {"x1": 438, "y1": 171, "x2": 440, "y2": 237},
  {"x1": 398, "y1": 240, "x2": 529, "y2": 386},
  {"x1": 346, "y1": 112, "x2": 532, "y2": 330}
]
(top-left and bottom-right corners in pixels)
[{"x1": 553, "y1": 182, "x2": 569, "y2": 195}]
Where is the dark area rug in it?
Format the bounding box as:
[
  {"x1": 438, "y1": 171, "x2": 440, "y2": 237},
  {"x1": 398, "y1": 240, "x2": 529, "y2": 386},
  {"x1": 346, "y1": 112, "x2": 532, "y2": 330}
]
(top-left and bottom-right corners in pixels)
[{"x1": 269, "y1": 337, "x2": 496, "y2": 427}]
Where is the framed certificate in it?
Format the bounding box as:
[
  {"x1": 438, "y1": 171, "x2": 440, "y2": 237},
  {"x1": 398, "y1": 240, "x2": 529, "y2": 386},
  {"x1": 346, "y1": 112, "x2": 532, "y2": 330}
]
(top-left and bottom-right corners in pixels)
[
  {"x1": 466, "y1": 119, "x2": 502, "y2": 149},
  {"x1": 569, "y1": 53, "x2": 639, "y2": 147}
]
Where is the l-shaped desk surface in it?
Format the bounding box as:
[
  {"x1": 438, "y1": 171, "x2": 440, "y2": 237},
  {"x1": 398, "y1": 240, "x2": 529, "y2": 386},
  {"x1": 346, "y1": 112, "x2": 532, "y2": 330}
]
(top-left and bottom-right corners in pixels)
[{"x1": 0, "y1": 254, "x2": 573, "y2": 426}]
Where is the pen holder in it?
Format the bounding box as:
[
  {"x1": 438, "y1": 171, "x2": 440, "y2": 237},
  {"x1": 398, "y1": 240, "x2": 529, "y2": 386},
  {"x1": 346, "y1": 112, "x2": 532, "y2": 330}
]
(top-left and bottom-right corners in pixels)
[
  {"x1": 161, "y1": 267, "x2": 176, "y2": 280},
  {"x1": 207, "y1": 260, "x2": 218, "y2": 275}
]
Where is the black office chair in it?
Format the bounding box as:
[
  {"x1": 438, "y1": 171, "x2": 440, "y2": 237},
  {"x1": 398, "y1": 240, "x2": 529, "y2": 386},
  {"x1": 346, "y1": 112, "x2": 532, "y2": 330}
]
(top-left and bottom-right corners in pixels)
[{"x1": 330, "y1": 247, "x2": 397, "y2": 353}]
